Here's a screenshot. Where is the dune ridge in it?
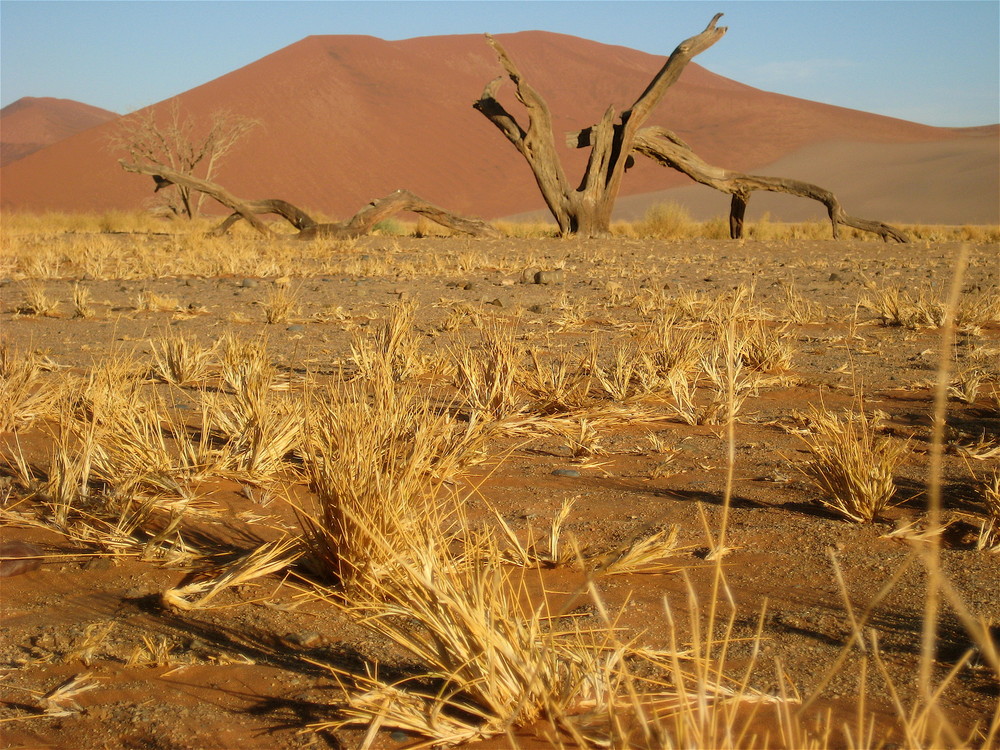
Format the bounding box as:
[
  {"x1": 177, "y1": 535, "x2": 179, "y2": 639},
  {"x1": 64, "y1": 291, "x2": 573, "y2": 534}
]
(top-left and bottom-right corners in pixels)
[{"x1": 1, "y1": 31, "x2": 995, "y2": 223}]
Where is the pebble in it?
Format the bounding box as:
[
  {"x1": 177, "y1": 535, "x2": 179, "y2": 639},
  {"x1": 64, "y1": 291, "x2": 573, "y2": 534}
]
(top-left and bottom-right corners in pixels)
[
  {"x1": 240, "y1": 278, "x2": 259, "y2": 288},
  {"x1": 534, "y1": 269, "x2": 564, "y2": 285},
  {"x1": 0, "y1": 540, "x2": 43, "y2": 578},
  {"x1": 552, "y1": 468, "x2": 580, "y2": 478},
  {"x1": 520, "y1": 267, "x2": 541, "y2": 284},
  {"x1": 284, "y1": 631, "x2": 323, "y2": 648},
  {"x1": 287, "y1": 324, "x2": 306, "y2": 333}
]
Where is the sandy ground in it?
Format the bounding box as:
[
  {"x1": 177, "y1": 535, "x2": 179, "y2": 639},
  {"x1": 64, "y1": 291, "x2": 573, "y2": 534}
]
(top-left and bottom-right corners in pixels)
[{"x1": 0, "y1": 235, "x2": 998, "y2": 749}]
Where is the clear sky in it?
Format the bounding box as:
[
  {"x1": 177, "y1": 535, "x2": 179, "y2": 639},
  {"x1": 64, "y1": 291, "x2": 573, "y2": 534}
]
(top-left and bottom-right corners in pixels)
[{"x1": 1, "y1": 0, "x2": 998, "y2": 127}]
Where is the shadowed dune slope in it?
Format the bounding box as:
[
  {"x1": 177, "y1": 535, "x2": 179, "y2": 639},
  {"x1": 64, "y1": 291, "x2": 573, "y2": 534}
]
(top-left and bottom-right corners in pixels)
[
  {"x1": 1, "y1": 97, "x2": 118, "y2": 167},
  {"x1": 1, "y1": 31, "x2": 995, "y2": 222}
]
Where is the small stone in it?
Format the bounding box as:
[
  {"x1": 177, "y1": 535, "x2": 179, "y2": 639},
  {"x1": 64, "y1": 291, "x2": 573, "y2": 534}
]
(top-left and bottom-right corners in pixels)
[
  {"x1": 499, "y1": 278, "x2": 515, "y2": 287},
  {"x1": 390, "y1": 731, "x2": 410, "y2": 742},
  {"x1": 528, "y1": 304, "x2": 546, "y2": 314},
  {"x1": 240, "y1": 278, "x2": 259, "y2": 288},
  {"x1": 463, "y1": 282, "x2": 476, "y2": 291},
  {"x1": 520, "y1": 267, "x2": 541, "y2": 284},
  {"x1": 83, "y1": 556, "x2": 112, "y2": 572},
  {"x1": 534, "y1": 269, "x2": 564, "y2": 285},
  {"x1": 828, "y1": 272, "x2": 842, "y2": 282},
  {"x1": 286, "y1": 324, "x2": 306, "y2": 333},
  {"x1": 552, "y1": 468, "x2": 580, "y2": 478},
  {"x1": 285, "y1": 631, "x2": 323, "y2": 648},
  {"x1": 0, "y1": 541, "x2": 43, "y2": 578}
]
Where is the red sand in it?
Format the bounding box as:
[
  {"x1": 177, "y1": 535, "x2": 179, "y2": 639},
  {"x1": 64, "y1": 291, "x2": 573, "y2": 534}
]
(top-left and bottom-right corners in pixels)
[
  {"x1": 0, "y1": 97, "x2": 118, "y2": 167},
  {"x1": 1, "y1": 31, "x2": 996, "y2": 223}
]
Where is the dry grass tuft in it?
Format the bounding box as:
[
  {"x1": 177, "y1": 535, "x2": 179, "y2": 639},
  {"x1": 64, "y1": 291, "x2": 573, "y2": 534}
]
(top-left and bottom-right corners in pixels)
[
  {"x1": 976, "y1": 471, "x2": 1000, "y2": 552},
  {"x1": 350, "y1": 299, "x2": 426, "y2": 384},
  {"x1": 300, "y1": 382, "x2": 485, "y2": 589},
  {"x1": 262, "y1": 282, "x2": 300, "y2": 324},
  {"x1": 19, "y1": 282, "x2": 60, "y2": 316},
  {"x1": 797, "y1": 403, "x2": 909, "y2": 522},
  {"x1": 453, "y1": 316, "x2": 525, "y2": 422},
  {"x1": 149, "y1": 333, "x2": 217, "y2": 386},
  {"x1": 0, "y1": 343, "x2": 62, "y2": 431}
]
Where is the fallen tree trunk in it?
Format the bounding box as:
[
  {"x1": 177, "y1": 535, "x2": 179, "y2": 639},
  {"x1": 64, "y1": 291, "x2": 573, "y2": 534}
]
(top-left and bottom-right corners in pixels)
[
  {"x1": 121, "y1": 160, "x2": 275, "y2": 235},
  {"x1": 627, "y1": 128, "x2": 909, "y2": 242},
  {"x1": 119, "y1": 160, "x2": 501, "y2": 239},
  {"x1": 298, "y1": 190, "x2": 502, "y2": 239}
]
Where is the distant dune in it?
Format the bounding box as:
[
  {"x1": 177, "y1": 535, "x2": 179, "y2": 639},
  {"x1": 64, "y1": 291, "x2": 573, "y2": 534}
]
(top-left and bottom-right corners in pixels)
[
  {"x1": 0, "y1": 97, "x2": 118, "y2": 167},
  {"x1": 1, "y1": 31, "x2": 996, "y2": 224}
]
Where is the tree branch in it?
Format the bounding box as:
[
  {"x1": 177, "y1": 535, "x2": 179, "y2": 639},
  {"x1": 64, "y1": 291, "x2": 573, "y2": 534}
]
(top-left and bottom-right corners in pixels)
[{"x1": 631, "y1": 127, "x2": 909, "y2": 242}]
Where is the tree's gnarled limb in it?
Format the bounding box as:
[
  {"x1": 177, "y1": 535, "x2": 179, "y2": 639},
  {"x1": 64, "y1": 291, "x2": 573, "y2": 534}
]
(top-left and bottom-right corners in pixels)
[
  {"x1": 120, "y1": 160, "x2": 500, "y2": 239},
  {"x1": 474, "y1": 36, "x2": 574, "y2": 233},
  {"x1": 475, "y1": 15, "x2": 727, "y2": 237},
  {"x1": 120, "y1": 160, "x2": 274, "y2": 235},
  {"x1": 630, "y1": 127, "x2": 909, "y2": 242}
]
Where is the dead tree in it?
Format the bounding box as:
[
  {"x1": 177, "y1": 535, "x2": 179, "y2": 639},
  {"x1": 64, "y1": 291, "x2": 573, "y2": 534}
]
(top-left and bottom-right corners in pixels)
[
  {"x1": 477, "y1": 14, "x2": 908, "y2": 242},
  {"x1": 112, "y1": 103, "x2": 259, "y2": 219},
  {"x1": 475, "y1": 14, "x2": 726, "y2": 237},
  {"x1": 119, "y1": 160, "x2": 501, "y2": 239}
]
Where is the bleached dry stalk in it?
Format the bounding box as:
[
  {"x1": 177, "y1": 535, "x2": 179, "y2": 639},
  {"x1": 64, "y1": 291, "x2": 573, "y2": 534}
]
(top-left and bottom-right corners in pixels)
[
  {"x1": 162, "y1": 538, "x2": 300, "y2": 610},
  {"x1": 350, "y1": 299, "x2": 425, "y2": 384}
]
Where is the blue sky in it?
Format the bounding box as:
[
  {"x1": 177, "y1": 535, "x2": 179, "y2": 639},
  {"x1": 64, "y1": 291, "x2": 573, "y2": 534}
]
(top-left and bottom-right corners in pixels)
[{"x1": 1, "y1": 1, "x2": 998, "y2": 127}]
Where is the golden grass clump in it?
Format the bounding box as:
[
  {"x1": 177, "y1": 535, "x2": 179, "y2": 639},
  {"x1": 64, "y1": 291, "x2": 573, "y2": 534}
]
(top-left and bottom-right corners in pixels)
[
  {"x1": 0, "y1": 343, "x2": 62, "y2": 432},
  {"x1": 309, "y1": 521, "x2": 754, "y2": 748},
  {"x1": 453, "y1": 316, "x2": 525, "y2": 422},
  {"x1": 300, "y1": 381, "x2": 486, "y2": 590},
  {"x1": 350, "y1": 299, "x2": 427, "y2": 384},
  {"x1": 207, "y1": 373, "x2": 302, "y2": 477},
  {"x1": 149, "y1": 333, "x2": 217, "y2": 386},
  {"x1": 863, "y1": 282, "x2": 1000, "y2": 330},
  {"x1": 18, "y1": 282, "x2": 60, "y2": 316},
  {"x1": 262, "y1": 282, "x2": 301, "y2": 324},
  {"x1": 976, "y1": 470, "x2": 1000, "y2": 552},
  {"x1": 797, "y1": 404, "x2": 909, "y2": 522}
]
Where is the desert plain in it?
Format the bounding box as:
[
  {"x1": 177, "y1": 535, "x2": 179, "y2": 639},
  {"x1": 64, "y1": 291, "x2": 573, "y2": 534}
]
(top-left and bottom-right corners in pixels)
[{"x1": 0, "y1": 220, "x2": 997, "y2": 749}]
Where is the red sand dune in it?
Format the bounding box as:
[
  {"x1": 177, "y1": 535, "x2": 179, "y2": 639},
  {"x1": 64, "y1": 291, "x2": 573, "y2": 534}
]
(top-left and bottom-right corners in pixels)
[
  {"x1": 0, "y1": 97, "x2": 118, "y2": 167},
  {"x1": 1, "y1": 31, "x2": 996, "y2": 223}
]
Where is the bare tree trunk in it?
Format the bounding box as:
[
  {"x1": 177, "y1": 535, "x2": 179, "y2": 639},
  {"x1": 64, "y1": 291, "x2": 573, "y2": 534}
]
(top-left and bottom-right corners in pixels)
[
  {"x1": 629, "y1": 128, "x2": 909, "y2": 242},
  {"x1": 119, "y1": 161, "x2": 500, "y2": 239},
  {"x1": 475, "y1": 14, "x2": 727, "y2": 237}
]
